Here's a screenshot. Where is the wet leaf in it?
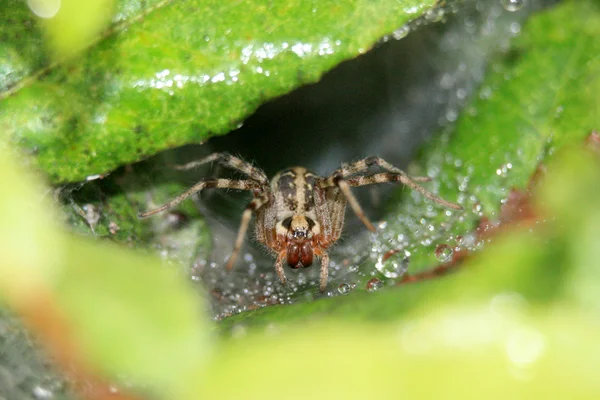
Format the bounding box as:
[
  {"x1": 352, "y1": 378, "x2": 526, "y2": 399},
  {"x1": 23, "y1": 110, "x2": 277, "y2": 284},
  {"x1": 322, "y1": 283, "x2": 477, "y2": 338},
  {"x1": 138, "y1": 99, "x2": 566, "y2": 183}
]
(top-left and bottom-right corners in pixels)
[
  {"x1": 0, "y1": 0, "x2": 437, "y2": 183},
  {"x1": 381, "y1": 0, "x2": 600, "y2": 276}
]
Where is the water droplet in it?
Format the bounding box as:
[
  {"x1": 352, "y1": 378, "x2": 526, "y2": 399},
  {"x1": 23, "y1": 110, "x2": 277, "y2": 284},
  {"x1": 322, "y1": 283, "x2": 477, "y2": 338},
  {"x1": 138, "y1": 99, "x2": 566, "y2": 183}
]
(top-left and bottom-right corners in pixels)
[
  {"x1": 85, "y1": 174, "x2": 102, "y2": 181},
  {"x1": 472, "y1": 202, "x2": 483, "y2": 215},
  {"x1": 338, "y1": 283, "x2": 353, "y2": 294},
  {"x1": 434, "y1": 244, "x2": 454, "y2": 263},
  {"x1": 509, "y1": 22, "x2": 521, "y2": 35},
  {"x1": 420, "y1": 237, "x2": 433, "y2": 246},
  {"x1": 425, "y1": 8, "x2": 445, "y2": 22},
  {"x1": 366, "y1": 278, "x2": 384, "y2": 292},
  {"x1": 32, "y1": 386, "x2": 53, "y2": 399},
  {"x1": 496, "y1": 164, "x2": 510, "y2": 177},
  {"x1": 392, "y1": 25, "x2": 410, "y2": 40},
  {"x1": 375, "y1": 251, "x2": 409, "y2": 278},
  {"x1": 501, "y1": 0, "x2": 526, "y2": 12},
  {"x1": 479, "y1": 86, "x2": 492, "y2": 99}
]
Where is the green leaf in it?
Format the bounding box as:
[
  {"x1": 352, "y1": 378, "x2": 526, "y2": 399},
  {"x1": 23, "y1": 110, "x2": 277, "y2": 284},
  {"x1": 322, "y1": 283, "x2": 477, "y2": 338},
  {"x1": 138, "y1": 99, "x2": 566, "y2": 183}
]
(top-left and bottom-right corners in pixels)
[
  {"x1": 56, "y1": 237, "x2": 211, "y2": 397},
  {"x1": 380, "y1": 0, "x2": 600, "y2": 277},
  {"x1": 1, "y1": 0, "x2": 437, "y2": 183},
  {"x1": 0, "y1": 147, "x2": 211, "y2": 399},
  {"x1": 202, "y1": 311, "x2": 600, "y2": 399},
  {"x1": 0, "y1": 146, "x2": 63, "y2": 302}
]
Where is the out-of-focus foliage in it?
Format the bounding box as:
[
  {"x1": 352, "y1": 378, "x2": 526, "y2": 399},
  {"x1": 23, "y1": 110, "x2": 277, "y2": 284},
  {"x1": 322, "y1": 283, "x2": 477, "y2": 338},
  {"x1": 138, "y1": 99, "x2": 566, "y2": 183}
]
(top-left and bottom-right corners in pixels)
[
  {"x1": 35, "y1": 0, "x2": 116, "y2": 58},
  {"x1": 0, "y1": 149, "x2": 211, "y2": 399},
  {"x1": 1, "y1": 1, "x2": 600, "y2": 400}
]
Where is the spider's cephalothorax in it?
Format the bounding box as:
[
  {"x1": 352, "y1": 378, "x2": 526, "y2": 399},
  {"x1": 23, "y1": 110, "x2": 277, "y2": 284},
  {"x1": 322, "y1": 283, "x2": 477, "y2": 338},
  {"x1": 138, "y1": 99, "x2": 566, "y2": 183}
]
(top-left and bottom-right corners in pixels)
[{"x1": 139, "y1": 153, "x2": 462, "y2": 292}]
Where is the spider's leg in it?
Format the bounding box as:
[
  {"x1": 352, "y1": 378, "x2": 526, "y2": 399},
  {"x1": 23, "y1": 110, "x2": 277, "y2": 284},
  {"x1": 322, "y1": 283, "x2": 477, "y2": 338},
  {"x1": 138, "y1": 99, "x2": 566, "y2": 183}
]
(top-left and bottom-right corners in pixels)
[
  {"x1": 348, "y1": 157, "x2": 462, "y2": 209},
  {"x1": 225, "y1": 192, "x2": 269, "y2": 270},
  {"x1": 323, "y1": 156, "x2": 462, "y2": 210},
  {"x1": 346, "y1": 173, "x2": 432, "y2": 187},
  {"x1": 138, "y1": 178, "x2": 260, "y2": 218},
  {"x1": 172, "y1": 152, "x2": 268, "y2": 185},
  {"x1": 336, "y1": 179, "x2": 376, "y2": 232},
  {"x1": 397, "y1": 174, "x2": 462, "y2": 209},
  {"x1": 319, "y1": 251, "x2": 330, "y2": 292},
  {"x1": 346, "y1": 172, "x2": 461, "y2": 210},
  {"x1": 274, "y1": 251, "x2": 287, "y2": 286}
]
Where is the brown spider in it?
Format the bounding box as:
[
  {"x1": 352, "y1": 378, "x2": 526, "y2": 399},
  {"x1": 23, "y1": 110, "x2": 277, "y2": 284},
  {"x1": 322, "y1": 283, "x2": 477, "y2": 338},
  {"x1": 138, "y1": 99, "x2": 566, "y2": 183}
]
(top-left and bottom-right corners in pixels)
[{"x1": 139, "y1": 153, "x2": 462, "y2": 291}]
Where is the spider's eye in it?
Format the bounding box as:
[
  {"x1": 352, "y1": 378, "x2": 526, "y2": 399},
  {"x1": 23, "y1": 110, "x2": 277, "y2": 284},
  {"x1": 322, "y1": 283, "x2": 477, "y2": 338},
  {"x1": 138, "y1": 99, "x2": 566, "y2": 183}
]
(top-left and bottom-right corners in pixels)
[
  {"x1": 300, "y1": 242, "x2": 313, "y2": 267},
  {"x1": 293, "y1": 229, "x2": 307, "y2": 239},
  {"x1": 282, "y1": 217, "x2": 293, "y2": 229}
]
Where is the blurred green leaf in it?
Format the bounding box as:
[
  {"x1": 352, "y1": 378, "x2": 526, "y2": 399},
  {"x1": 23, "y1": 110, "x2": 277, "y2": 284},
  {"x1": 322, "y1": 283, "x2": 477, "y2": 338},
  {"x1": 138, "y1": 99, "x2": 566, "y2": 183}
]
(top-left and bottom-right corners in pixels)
[
  {"x1": 0, "y1": 146, "x2": 63, "y2": 303},
  {"x1": 1, "y1": 0, "x2": 437, "y2": 183},
  {"x1": 0, "y1": 147, "x2": 211, "y2": 399},
  {"x1": 56, "y1": 237, "x2": 211, "y2": 397},
  {"x1": 201, "y1": 310, "x2": 600, "y2": 399},
  {"x1": 538, "y1": 149, "x2": 600, "y2": 314},
  {"x1": 36, "y1": 0, "x2": 116, "y2": 58}
]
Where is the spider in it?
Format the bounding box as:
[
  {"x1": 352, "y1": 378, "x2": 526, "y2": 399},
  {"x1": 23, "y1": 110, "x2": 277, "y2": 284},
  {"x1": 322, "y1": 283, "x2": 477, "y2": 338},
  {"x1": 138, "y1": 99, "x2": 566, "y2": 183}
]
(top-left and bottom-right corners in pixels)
[{"x1": 138, "y1": 153, "x2": 462, "y2": 292}]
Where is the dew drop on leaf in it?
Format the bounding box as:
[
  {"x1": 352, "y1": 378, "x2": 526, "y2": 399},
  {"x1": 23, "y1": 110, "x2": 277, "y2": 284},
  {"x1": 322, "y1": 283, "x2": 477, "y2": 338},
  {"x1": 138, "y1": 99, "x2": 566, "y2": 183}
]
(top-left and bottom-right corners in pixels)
[
  {"x1": 338, "y1": 283, "x2": 352, "y2": 295},
  {"x1": 435, "y1": 244, "x2": 454, "y2": 263},
  {"x1": 366, "y1": 278, "x2": 384, "y2": 292},
  {"x1": 375, "y1": 251, "x2": 409, "y2": 278},
  {"x1": 392, "y1": 25, "x2": 410, "y2": 40},
  {"x1": 501, "y1": 0, "x2": 526, "y2": 12}
]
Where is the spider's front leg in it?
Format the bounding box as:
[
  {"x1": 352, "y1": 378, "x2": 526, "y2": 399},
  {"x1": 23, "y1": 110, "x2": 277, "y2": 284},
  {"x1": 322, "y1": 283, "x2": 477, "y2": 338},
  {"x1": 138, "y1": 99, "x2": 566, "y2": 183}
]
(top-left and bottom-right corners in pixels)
[
  {"x1": 274, "y1": 251, "x2": 287, "y2": 287},
  {"x1": 138, "y1": 176, "x2": 269, "y2": 271},
  {"x1": 318, "y1": 251, "x2": 330, "y2": 292},
  {"x1": 225, "y1": 192, "x2": 269, "y2": 270}
]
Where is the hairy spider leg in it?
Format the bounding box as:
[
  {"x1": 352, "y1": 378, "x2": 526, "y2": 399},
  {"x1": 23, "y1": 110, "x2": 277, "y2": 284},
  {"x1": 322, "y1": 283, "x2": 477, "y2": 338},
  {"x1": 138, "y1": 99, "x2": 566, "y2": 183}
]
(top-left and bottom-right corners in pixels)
[
  {"x1": 274, "y1": 251, "x2": 287, "y2": 286},
  {"x1": 320, "y1": 157, "x2": 462, "y2": 222},
  {"x1": 225, "y1": 192, "x2": 270, "y2": 270},
  {"x1": 138, "y1": 178, "x2": 261, "y2": 218},
  {"x1": 346, "y1": 173, "x2": 431, "y2": 187},
  {"x1": 172, "y1": 152, "x2": 269, "y2": 185},
  {"x1": 335, "y1": 179, "x2": 377, "y2": 232},
  {"x1": 319, "y1": 251, "x2": 330, "y2": 292}
]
